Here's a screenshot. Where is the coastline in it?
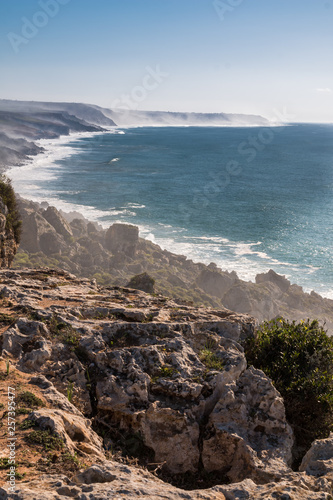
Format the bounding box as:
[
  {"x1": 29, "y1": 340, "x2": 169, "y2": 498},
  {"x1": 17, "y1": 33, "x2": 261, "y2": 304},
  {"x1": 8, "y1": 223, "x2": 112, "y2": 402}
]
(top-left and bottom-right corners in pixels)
[
  {"x1": 1, "y1": 127, "x2": 333, "y2": 299},
  {"x1": 3, "y1": 128, "x2": 332, "y2": 301}
]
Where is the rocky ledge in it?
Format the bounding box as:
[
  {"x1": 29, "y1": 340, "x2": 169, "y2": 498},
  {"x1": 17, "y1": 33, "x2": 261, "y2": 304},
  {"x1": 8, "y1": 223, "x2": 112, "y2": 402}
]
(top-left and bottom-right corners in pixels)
[{"x1": 0, "y1": 269, "x2": 332, "y2": 499}]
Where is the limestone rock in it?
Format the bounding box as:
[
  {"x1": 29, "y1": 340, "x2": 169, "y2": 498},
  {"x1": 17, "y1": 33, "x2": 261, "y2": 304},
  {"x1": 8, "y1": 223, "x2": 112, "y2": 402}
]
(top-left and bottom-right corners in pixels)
[
  {"x1": 0, "y1": 268, "x2": 331, "y2": 499},
  {"x1": 105, "y1": 223, "x2": 139, "y2": 257},
  {"x1": 43, "y1": 206, "x2": 73, "y2": 239},
  {"x1": 202, "y1": 367, "x2": 293, "y2": 483},
  {"x1": 299, "y1": 433, "x2": 333, "y2": 477},
  {"x1": 20, "y1": 212, "x2": 66, "y2": 255},
  {"x1": 69, "y1": 218, "x2": 88, "y2": 238},
  {"x1": 0, "y1": 463, "x2": 227, "y2": 499},
  {"x1": 29, "y1": 376, "x2": 84, "y2": 416},
  {"x1": 215, "y1": 473, "x2": 333, "y2": 499},
  {"x1": 28, "y1": 408, "x2": 104, "y2": 458}
]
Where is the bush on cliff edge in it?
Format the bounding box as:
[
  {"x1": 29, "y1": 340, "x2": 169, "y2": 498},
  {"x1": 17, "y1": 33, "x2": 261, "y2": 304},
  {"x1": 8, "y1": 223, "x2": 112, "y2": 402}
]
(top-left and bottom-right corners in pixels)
[
  {"x1": 0, "y1": 175, "x2": 22, "y2": 244},
  {"x1": 244, "y1": 318, "x2": 333, "y2": 463}
]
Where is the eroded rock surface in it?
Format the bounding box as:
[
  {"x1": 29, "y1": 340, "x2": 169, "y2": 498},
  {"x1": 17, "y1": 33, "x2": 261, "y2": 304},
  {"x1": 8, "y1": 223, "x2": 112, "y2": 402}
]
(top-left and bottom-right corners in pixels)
[{"x1": 0, "y1": 269, "x2": 332, "y2": 499}]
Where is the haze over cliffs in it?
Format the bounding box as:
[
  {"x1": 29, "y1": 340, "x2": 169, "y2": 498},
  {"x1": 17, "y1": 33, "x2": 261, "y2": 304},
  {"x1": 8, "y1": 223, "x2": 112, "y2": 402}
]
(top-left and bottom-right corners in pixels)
[{"x1": 0, "y1": 99, "x2": 269, "y2": 169}]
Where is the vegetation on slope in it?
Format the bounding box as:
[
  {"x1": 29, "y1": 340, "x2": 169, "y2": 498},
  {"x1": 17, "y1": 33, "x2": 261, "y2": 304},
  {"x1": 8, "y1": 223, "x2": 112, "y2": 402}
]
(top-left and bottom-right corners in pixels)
[
  {"x1": 0, "y1": 175, "x2": 22, "y2": 244},
  {"x1": 244, "y1": 318, "x2": 333, "y2": 465}
]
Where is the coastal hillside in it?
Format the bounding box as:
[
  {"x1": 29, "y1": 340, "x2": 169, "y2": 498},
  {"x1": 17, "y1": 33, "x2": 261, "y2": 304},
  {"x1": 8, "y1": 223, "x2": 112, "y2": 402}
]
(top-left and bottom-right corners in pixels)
[
  {"x1": 0, "y1": 99, "x2": 270, "y2": 170},
  {"x1": 0, "y1": 268, "x2": 333, "y2": 498},
  {"x1": 13, "y1": 198, "x2": 333, "y2": 334},
  {"x1": 0, "y1": 108, "x2": 107, "y2": 169}
]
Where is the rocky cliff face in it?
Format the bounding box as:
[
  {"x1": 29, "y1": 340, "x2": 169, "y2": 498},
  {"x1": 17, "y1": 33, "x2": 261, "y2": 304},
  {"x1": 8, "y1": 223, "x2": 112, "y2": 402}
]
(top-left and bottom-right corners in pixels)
[
  {"x1": 13, "y1": 199, "x2": 333, "y2": 334},
  {"x1": 0, "y1": 269, "x2": 332, "y2": 499},
  {"x1": 0, "y1": 196, "x2": 18, "y2": 268}
]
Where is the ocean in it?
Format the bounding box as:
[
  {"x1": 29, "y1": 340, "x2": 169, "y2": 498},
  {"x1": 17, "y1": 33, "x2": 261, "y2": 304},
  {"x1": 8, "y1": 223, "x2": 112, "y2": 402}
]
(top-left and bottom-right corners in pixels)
[{"x1": 7, "y1": 124, "x2": 333, "y2": 299}]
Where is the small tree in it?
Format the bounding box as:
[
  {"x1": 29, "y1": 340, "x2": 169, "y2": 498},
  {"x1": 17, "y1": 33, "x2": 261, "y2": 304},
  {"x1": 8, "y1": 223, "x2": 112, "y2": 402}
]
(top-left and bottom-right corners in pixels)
[
  {"x1": 0, "y1": 175, "x2": 22, "y2": 244},
  {"x1": 244, "y1": 318, "x2": 333, "y2": 464}
]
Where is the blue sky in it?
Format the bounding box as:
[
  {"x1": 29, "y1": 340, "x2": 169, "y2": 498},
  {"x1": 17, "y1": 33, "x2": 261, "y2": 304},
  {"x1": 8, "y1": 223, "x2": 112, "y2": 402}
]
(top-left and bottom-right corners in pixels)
[{"x1": 0, "y1": 0, "x2": 332, "y2": 122}]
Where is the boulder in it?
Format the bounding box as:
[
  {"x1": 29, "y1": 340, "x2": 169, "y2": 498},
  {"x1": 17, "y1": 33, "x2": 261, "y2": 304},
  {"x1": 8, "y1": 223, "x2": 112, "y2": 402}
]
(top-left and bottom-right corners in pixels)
[
  {"x1": 202, "y1": 367, "x2": 293, "y2": 483},
  {"x1": 299, "y1": 433, "x2": 333, "y2": 477},
  {"x1": 105, "y1": 223, "x2": 139, "y2": 257}
]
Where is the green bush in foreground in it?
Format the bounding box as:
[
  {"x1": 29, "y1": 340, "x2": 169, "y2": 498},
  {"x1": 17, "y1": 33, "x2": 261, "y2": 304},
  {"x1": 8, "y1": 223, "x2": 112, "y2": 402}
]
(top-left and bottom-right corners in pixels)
[
  {"x1": 0, "y1": 175, "x2": 22, "y2": 244},
  {"x1": 244, "y1": 318, "x2": 333, "y2": 462}
]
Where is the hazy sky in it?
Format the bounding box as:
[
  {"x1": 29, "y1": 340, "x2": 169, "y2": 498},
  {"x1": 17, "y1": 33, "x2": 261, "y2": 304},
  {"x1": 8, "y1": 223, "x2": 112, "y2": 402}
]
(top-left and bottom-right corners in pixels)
[{"x1": 0, "y1": 0, "x2": 332, "y2": 122}]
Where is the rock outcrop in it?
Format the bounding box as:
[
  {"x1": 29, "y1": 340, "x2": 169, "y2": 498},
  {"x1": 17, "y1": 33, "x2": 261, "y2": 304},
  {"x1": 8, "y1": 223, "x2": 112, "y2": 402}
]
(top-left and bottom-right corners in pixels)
[
  {"x1": 105, "y1": 223, "x2": 139, "y2": 257},
  {"x1": 0, "y1": 269, "x2": 332, "y2": 498}
]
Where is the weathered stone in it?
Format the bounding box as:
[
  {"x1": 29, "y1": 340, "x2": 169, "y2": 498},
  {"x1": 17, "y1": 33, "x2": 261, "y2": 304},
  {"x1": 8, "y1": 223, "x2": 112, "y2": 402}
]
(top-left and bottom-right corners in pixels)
[
  {"x1": 28, "y1": 409, "x2": 104, "y2": 458},
  {"x1": 0, "y1": 268, "x2": 332, "y2": 499},
  {"x1": 299, "y1": 433, "x2": 333, "y2": 477},
  {"x1": 20, "y1": 212, "x2": 66, "y2": 255},
  {"x1": 43, "y1": 206, "x2": 73, "y2": 239},
  {"x1": 105, "y1": 223, "x2": 139, "y2": 257},
  {"x1": 202, "y1": 367, "x2": 293, "y2": 483}
]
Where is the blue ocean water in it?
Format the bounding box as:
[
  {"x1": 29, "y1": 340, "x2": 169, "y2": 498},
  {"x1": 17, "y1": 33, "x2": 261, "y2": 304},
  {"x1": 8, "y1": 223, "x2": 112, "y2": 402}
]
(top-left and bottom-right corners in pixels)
[{"x1": 9, "y1": 125, "x2": 333, "y2": 298}]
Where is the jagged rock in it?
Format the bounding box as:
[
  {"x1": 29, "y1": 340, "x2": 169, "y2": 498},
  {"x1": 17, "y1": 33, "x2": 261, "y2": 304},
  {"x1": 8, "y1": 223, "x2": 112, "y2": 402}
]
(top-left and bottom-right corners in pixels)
[
  {"x1": 127, "y1": 272, "x2": 155, "y2": 293},
  {"x1": 69, "y1": 218, "x2": 88, "y2": 238},
  {"x1": 299, "y1": 433, "x2": 333, "y2": 477},
  {"x1": 3, "y1": 466, "x2": 332, "y2": 499},
  {"x1": 222, "y1": 281, "x2": 282, "y2": 321},
  {"x1": 196, "y1": 269, "x2": 236, "y2": 298},
  {"x1": 43, "y1": 206, "x2": 73, "y2": 239},
  {"x1": 28, "y1": 409, "x2": 104, "y2": 458},
  {"x1": 105, "y1": 223, "x2": 139, "y2": 257},
  {"x1": 29, "y1": 376, "x2": 84, "y2": 416},
  {"x1": 255, "y1": 269, "x2": 291, "y2": 293},
  {"x1": 0, "y1": 268, "x2": 333, "y2": 498},
  {"x1": 20, "y1": 212, "x2": 66, "y2": 255},
  {"x1": 202, "y1": 366, "x2": 293, "y2": 483}
]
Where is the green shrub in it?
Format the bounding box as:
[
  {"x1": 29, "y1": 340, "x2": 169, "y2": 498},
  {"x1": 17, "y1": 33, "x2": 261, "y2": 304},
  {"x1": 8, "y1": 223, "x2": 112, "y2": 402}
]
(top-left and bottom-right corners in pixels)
[
  {"x1": 18, "y1": 391, "x2": 44, "y2": 409},
  {"x1": 244, "y1": 318, "x2": 333, "y2": 462},
  {"x1": 0, "y1": 175, "x2": 22, "y2": 244},
  {"x1": 26, "y1": 430, "x2": 64, "y2": 450}
]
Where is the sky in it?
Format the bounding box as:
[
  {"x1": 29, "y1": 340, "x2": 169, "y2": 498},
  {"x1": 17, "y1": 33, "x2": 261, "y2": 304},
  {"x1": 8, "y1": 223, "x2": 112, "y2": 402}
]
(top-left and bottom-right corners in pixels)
[{"x1": 0, "y1": 0, "x2": 332, "y2": 122}]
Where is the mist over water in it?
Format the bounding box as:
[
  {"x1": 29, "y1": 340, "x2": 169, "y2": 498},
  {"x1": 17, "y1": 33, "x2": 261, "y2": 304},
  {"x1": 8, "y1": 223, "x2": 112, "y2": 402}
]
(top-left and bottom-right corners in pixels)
[{"x1": 8, "y1": 125, "x2": 333, "y2": 298}]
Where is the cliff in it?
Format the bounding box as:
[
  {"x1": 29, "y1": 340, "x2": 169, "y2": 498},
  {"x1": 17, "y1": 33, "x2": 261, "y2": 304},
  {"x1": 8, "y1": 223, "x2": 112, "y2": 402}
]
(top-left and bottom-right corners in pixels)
[
  {"x1": 13, "y1": 198, "x2": 333, "y2": 334},
  {"x1": 0, "y1": 268, "x2": 332, "y2": 499},
  {"x1": 0, "y1": 99, "x2": 269, "y2": 170}
]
